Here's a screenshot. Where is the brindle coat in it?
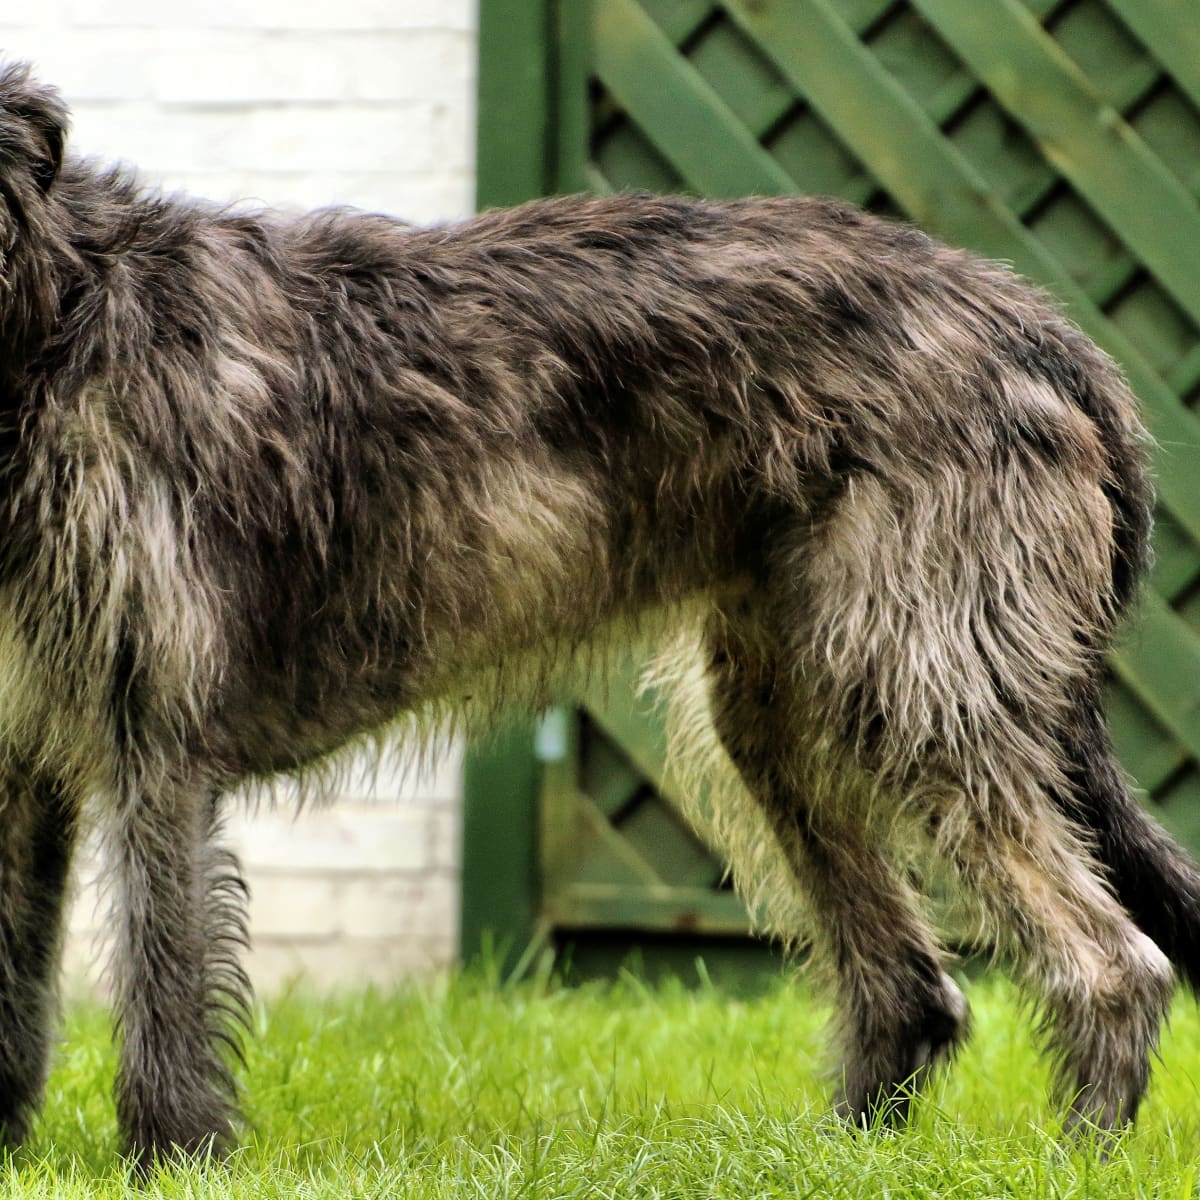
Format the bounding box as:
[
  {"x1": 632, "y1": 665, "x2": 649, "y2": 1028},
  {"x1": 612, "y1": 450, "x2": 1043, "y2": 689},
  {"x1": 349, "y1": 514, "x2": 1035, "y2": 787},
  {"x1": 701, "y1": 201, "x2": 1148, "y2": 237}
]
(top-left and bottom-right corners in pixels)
[{"x1": 0, "y1": 62, "x2": 1196, "y2": 1165}]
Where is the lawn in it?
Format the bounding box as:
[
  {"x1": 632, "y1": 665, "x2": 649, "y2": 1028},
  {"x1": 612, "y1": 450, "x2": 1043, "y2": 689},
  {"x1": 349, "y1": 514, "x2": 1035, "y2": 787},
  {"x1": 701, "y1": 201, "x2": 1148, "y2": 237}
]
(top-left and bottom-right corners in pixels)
[{"x1": 11, "y1": 964, "x2": 1200, "y2": 1197}]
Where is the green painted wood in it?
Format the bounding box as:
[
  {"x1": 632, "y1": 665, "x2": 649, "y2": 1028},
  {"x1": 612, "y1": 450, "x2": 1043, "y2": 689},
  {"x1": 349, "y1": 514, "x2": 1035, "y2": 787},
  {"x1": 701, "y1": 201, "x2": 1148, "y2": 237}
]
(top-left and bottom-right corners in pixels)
[
  {"x1": 944, "y1": 104, "x2": 1053, "y2": 214},
  {"x1": 1149, "y1": 769, "x2": 1200, "y2": 858},
  {"x1": 686, "y1": 19, "x2": 796, "y2": 137},
  {"x1": 603, "y1": 0, "x2": 1051, "y2": 212},
  {"x1": 722, "y1": 0, "x2": 1200, "y2": 553},
  {"x1": 1102, "y1": 0, "x2": 1200, "y2": 119},
  {"x1": 765, "y1": 110, "x2": 875, "y2": 204},
  {"x1": 830, "y1": 0, "x2": 898, "y2": 29},
  {"x1": 1166, "y1": 340, "x2": 1200, "y2": 400},
  {"x1": 593, "y1": 122, "x2": 687, "y2": 192},
  {"x1": 583, "y1": 163, "x2": 618, "y2": 195},
  {"x1": 618, "y1": 800, "x2": 724, "y2": 889},
  {"x1": 1151, "y1": 514, "x2": 1200, "y2": 602},
  {"x1": 592, "y1": 0, "x2": 798, "y2": 196},
  {"x1": 1112, "y1": 590, "x2": 1200, "y2": 766},
  {"x1": 582, "y1": 670, "x2": 685, "y2": 810},
  {"x1": 580, "y1": 728, "x2": 647, "y2": 818},
  {"x1": 1016, "y1": 0, "x2": 1062, "y2": 19},
  {"x1": 1108, "y1": 282, "x2": 1198, "y2": 379},
  {"x1": 460, "y1": 719, "x2": 542, "y2": 966},
  {"x1": 476, "y1": 0, "x2": 551, "y2": 209},
  {"x1": 543, "y1": 786, "x2": 665, "y2": 888},
  {"x1": 543, "y1": 884, "x2": 751, "y2": 935},
  {"x1": 1024, "y1": 192, "x2": 1137, "y2": 304},
  {"x1": 553, "y1": 0, "x2": 592, "y2": 194},
  {"x1": 911, "y1": 0, "x2": 1200, "y2": 335},
  {"x1": 945, "y1": 11, "x2": 1200, "y2": 309},
  {"x1": 639, "y1": 0, "x2": 714, "y2": 45},
  {"x1": 866, "y1": 5, "x2": 976, "y2": 122},
  {"x1": 930, "y1": 41, "x2": 1166, "y2": 303},
  {"x1": 540, "y1": 679, "x2": 738, "y2": 931},
  {"x1": 1182, "y1": 591, "x2": 1200, "y2": 632},
  {"x1": 1133, "y1": 89, "x2": 1200, "y2": 197},
  {"x1": 1049, "y1": 0, "x2": 1159, "y2": 110},
  {"x1": 1107, "y1": 679, "x2": 1188, "y2": 793},
  {"x1": 466, "y1": 0, "x2": 559, "y2": 971}
]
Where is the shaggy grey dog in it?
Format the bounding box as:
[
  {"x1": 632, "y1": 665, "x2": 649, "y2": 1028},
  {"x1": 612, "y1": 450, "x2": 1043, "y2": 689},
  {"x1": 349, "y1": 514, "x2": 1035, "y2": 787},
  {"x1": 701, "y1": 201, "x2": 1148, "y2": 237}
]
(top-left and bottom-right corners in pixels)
[{"x1": 0, "y1": 60, "x2": 1197, "y2": 1165}]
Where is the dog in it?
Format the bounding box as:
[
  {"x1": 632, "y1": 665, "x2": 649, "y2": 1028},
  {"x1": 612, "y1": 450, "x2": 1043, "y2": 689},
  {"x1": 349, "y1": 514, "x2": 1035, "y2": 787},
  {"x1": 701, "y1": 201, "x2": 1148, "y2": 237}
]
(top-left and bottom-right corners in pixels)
[{"x1": 0, "y1": 60, "x2": 1195, "y2": 1165}]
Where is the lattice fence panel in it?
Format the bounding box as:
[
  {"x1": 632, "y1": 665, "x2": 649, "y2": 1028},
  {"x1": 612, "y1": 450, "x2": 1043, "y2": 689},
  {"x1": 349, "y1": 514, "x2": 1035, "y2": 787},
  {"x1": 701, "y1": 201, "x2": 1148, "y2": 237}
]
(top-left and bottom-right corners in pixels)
[
  {"x1": 466, "y1": 0, "x2": 1200, "y2": 958},
  {"x1": 537, "y1": 709, "x2": 743, "y2": 937},
  {"x1": 574, "y1": 0, "x2": 1200, "y2": 858}
]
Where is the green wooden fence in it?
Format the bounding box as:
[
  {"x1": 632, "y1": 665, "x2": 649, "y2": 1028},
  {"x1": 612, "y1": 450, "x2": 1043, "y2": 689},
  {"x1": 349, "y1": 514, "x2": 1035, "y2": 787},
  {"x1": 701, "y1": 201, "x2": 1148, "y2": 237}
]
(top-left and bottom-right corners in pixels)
[{"x1": 463, "y1": 0, "x2": 1200, "y2": 971}]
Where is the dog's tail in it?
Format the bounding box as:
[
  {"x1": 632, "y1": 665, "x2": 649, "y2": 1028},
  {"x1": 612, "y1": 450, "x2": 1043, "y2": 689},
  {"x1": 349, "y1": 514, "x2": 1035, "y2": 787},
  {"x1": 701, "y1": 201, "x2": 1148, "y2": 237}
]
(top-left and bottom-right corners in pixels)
[
  {"x1": 1061, "y1": 703, "x2": 1200, "y2": 994},
  {"x1": 1050, "y1": 327, "x2": 1200, "y2": 992}
]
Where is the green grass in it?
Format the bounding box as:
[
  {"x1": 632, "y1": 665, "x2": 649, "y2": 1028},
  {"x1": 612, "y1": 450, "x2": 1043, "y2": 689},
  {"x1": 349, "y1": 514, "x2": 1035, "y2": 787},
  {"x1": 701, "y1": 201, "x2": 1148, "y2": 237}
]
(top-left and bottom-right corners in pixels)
[{"x1": 10, "y1": 966, "x2": 1200, "y2": 1196}]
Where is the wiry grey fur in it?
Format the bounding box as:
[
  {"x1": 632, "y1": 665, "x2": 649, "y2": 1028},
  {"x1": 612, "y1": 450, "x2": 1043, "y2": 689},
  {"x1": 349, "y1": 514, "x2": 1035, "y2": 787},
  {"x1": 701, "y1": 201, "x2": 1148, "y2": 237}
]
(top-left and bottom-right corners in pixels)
[{"x1": 0, "y1": 60, "x2": 1197, "y2": 1166}]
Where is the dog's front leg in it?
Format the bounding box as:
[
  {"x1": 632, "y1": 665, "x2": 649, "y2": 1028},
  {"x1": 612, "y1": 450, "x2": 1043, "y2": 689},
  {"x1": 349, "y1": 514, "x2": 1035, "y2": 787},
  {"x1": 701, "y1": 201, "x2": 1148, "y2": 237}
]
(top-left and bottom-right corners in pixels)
[
  {"x1": 112, "y1": 774, "x2": 249, "y2": 1169},
  {"x1": 0, "y1": 761, "x2": 80, "y2": 1146}
]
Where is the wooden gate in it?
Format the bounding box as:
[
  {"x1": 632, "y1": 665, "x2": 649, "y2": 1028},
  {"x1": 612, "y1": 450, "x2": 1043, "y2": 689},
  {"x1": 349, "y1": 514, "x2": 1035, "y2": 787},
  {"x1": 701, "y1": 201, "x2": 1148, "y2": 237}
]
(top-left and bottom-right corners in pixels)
[{"x1": 462, "y1": 0, "x2": 1200, "y2": 969}]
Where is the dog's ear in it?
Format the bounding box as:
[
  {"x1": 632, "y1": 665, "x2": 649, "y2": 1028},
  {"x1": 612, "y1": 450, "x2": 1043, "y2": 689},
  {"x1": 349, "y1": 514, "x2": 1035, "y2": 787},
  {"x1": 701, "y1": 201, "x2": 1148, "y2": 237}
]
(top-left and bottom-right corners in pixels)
[{"x1": 0, "y1": 61, "x2": 68, "y2": 194}]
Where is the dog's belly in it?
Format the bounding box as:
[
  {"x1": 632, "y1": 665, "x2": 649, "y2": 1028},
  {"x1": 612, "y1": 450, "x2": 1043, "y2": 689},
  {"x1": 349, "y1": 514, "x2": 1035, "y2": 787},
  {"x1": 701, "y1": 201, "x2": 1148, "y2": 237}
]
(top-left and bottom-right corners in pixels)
[
  {"x1": 207, "y1": 444, "x2": 761, "y2": 783},
  {"x1": 0, "y1": 591, "x2": 110, "y2": 791},
  {"x1": 213, "y1": 596, "x2": 647, "y2": 781},
  {"x1": 212, "y1": 571, "x2": 748, "y2": 785}
]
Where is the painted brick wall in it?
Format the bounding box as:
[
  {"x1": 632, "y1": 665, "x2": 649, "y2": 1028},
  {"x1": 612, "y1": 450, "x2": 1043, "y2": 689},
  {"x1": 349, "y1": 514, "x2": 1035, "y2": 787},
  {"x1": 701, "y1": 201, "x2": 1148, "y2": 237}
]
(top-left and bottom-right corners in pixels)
[{"x1": 0, "y1": 1, "x2": 477, "y2": 991}]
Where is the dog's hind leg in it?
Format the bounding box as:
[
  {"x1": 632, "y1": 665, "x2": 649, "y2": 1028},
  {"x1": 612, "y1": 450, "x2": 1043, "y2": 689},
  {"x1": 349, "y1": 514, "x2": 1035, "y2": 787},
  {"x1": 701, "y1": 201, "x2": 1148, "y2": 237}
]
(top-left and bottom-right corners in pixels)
[
  {"x1": 775, "y1": 456, "x2": 1175, "y2": 1133},
  {"x1": 941, "y1": 798, "x2": 1172, "y2": 1131},
  {"x1": 703, "y1": 611, "x2": 968, "y2": 1126},
  {"x1": 0, "y1": 761, "x2": 81, "y2": 1145},
  {"x1": 111, "y1": 773, "x2": 249, "y2": 1167}
]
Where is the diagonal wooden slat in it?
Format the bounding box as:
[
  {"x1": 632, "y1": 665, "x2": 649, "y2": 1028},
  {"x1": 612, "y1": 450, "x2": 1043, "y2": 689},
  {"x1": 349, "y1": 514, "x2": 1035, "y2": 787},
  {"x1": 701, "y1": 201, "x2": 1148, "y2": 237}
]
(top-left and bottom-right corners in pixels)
[
  {"x1": 911, "y1": 0, "x2": 1200, "y2": 336},
  {"x1": 1101, "y1": 0, "x2": 1200, "y2": 120},
  {"x1": 1167, "y1": 342, "x2": 1200, "y2": 399},
  {"x1": 723, "y1": 0, "x2": 1200, "y2": 553},
  {"x1": 687, "y1": 20, "x2": 797, "y2": 135},
  {"x1": 608, "y1": 0, "x2": 1151, "y2": 300},
  {"x1": 586, "y1": 0, "x2": 716, "y2": 136},
  {"x1": 592, "y1": 0, "x2": 797, "y2": 197},
  {"x1": 638, "y1": 0, "x2": 715, "y2": 46},
  {"x1": 944, "y1": 46, "x2": 1178, "y2": 315},
  {"x1": 582, "y1": 664, "x2": 686, "y2": 812},
  {"x1": 1113, "y1": 589, "x2": 1200, "y2": 766},
  {"x1": 547, "y1": 787, "x2": 666, "y2": 887},
  {"x1": 1107, "y1": 679, "x2": 1190, "y2": 793},
  {"x1": 1151, "y1": 516, "x2": 1200, "y2": 607},
  {"x1": 904, "y1": 59, "x2": 1152, "y2": 312},
  {"x1": 583, "y1": 163, "x2": 616, "y2": 195},
  {"x1": 582, "y1": 730, "x2": 647, "y2": 818},
  {"x1": 581, "y1": 656, "x2": 739, "y2": 867},
  {"x1": 620, "y1": 800, "x2": 725, "y2": 888}
]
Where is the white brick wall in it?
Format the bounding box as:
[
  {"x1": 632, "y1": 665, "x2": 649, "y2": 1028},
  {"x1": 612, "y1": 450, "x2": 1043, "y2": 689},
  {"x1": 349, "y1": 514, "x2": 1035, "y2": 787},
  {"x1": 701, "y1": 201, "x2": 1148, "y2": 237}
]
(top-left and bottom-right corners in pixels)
[
  {"x1": 0, "y1": 1, "x2": 478, "y2": 990},
  {"x1": 0, "y1": 0, "x2": 475, "y2": 222}
]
